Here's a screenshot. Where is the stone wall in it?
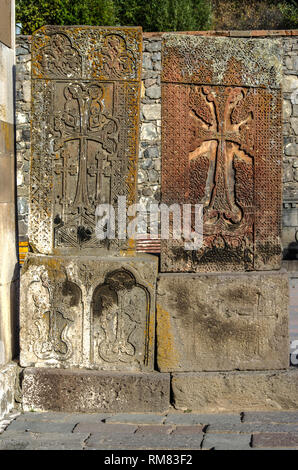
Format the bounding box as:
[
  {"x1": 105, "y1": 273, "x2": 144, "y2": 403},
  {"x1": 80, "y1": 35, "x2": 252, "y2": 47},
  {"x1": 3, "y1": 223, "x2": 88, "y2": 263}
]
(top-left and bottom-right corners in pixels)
[
  {"x1": 282, "y1": 37, "x2": 298, "y2": 259},
  {"x1": 15, "y1": 36, "x2": 31, "y2": 245},
  {"x1": 138, "y1": 36, "x2": 161, "y2": 222},
  {"x1": 15, "y1": 31, "x2": 298, "y2": 258}
]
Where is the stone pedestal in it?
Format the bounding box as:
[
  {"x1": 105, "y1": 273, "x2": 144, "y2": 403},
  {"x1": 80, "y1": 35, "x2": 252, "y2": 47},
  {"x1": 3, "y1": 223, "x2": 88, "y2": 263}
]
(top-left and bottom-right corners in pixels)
[
  {"x1": 171, "y1": 369, "x2": 298, "y2": 413},
  {"x1": 22, "y1": 367, "x2": 170, "y2": 413},
  {"x1": 20, "y1": 253, "x2": 158, "y2": 372},
  {"x1": 157, "y1": 271, "x2": 289, "y2": 372}
]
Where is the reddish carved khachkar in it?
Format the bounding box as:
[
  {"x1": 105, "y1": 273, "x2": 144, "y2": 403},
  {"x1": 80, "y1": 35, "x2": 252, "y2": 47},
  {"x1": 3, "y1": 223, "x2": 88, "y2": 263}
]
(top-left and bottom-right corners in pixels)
[
  {"x1": 30, "y1": 26, "x2": 142, "y2": 254},
  {"x1": 161, "y1": 35, "x2": 283, "y2": 272}
]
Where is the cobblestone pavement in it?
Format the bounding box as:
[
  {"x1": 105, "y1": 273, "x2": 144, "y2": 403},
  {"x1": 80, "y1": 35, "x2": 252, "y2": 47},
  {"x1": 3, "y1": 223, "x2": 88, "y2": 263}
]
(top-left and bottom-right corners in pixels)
[{"x1": 2, "y1": 410, "x2": 298, "y2": 450}]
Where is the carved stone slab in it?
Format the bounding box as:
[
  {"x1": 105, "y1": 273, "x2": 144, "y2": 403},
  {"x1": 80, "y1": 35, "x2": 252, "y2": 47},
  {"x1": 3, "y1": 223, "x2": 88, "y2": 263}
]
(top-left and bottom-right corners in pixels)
[
  {"x1": 29, "y1": 26, "x2": 142, "y2": 254},
  {"x1": 20, "y1": 253, "x2": 158, "y2": 371},
  {"x1": 161, "y1": 35, "x2": 283, "y2": 272},
  {"x1": 157, "y1": 271, "x2": 289, "y2": 372}
]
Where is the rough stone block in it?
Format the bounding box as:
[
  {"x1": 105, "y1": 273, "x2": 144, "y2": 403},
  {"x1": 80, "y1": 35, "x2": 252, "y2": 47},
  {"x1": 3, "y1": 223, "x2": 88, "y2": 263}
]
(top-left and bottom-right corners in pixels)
[
  {"x1": 252, "y1": 432, "x2": 298, "y2": 448},
  {"x1": 0, "y1": 362, "x2": 17, "y2": 420},
  {"x1": 202, "y1": 433, "x2": 252, "y2": 450},
  {"x1": 161, "y1": 35, "x2": 283, "y2": 272},
  {"x1": 157, "y1": 271, "x2": 289, "y2": 372},
  {"x1": 171, "y1": 369, "x2": 298, "y2": 413},
  {"x1": 105, "y1": 413, "x2": 165, "y2": 424},
  {"x1": 20, "y1": 253, "x2": 158, "y2": 372},
  {"x1": 0, "y1": 431, "x2": 89, "y2": 450},
  {"x1": 22, "y1": 368, "x2": 170, "y2": 413}
]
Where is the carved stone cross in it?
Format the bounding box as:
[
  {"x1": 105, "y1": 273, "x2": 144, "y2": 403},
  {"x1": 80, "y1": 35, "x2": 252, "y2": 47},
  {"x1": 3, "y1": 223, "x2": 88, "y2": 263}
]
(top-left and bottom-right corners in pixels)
[
  {"x1": 189, "y1": 86, "x2": 254, "y2": 230},
  {"x1": 53, "y1": 82, "x2": 118, "y2": 213}
]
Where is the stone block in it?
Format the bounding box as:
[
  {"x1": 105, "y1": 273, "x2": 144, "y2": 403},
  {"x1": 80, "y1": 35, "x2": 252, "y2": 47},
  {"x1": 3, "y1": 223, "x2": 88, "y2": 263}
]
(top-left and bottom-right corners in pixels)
[
  {"x1": 22, "y1": 368, "x2": 170, "y2": 413},
  {"x1": 29, "y1": 26, "x2": 143, "y2": 255},
  {"x1": 85, "y1": 431, "x2": 203, "y2": 450},
  {"x1": 252, "y1": 432, "x2": 298, "y2": 448},
  {"x1": 0, "y1": 362, "x2": 17, "y2": 420},
  {"x1": 157, "y1": 271, "x2": 289, "y2": 372},
  {"x1": 20, "y1": 253, "x2": 158, "y2": 372},
  {"x1": 0, "y1": 431, "x2": 89, "y2": 450},
  {"x1": 202, "y1": 433, "x2": 251, "y2": 450},
  {"x1": 171, "y1": 369, "x2": 298, "y2": 413},
  {"x1": 105, "y1": 413, "x2": 165, "y2": 424},
  {"x1": 161, "y1": 35, "x2": 283, "y2": 272}
]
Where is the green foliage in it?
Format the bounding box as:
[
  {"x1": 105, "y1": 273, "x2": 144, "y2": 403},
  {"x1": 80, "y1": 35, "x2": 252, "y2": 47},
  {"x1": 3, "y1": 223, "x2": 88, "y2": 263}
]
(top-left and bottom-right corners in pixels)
[
  {"x1": 16, "y1": 0, "x2": 213, "y2": 34},
  {"x1": 277, "y1": 1, "x2": 298, "y2": 28},
  {"x1": 140, "y1": 0, "x2": 213, "y2": 31},
  {"x1": 16, "y1": 0, "x2": 117, "y2": 34},
  {"x1": 213, "y1": 0, "x2": 298, "y2": 30}
]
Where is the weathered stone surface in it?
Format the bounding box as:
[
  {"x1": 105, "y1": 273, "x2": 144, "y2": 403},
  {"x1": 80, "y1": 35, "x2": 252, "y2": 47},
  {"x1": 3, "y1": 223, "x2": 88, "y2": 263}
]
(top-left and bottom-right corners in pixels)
[
  {"x1": 157, "y1": 271, "x2": 289, "y2": 372},
  {"x1": 207, "y1": 422, "x2": 298, "y2": 433},
  {"x1": 0, "y1": 363, "x2": 17, "y2": 420},
  {"x1": 243, "y1": 411, "x2": 298, "y2": 423},
  {"x1": 105, "y1": 413, "x2": 165, "y2": 424},
  {"x1": 202, "y1": 433, "x2": 252, "y2": 450},
  {"x1": 164, "y1": 413, "x2": 241, "y2": 426},
  {"x1": 73, "y1": 422, "x2": 137, "y2": 433},
  {"x1": 20, "y1": 253, "x2": 158, "y2": 371},
  {"x1": 171, "y1": 369, "x2": 298, "y2": 413},
  {"x1": 85, "y1": 431, "x2": 203, "y2": 450},
  {"x1": 252, "y1": 432, "x2": 298, "y2": 448},
  {"x1": 0, "y1": 431, "x2": 89, "y2": 450},
  {"x1": 22, "y1": 368, "x2": 170, "y2": 413},
  {"x1": 161, "y1": 34, "x2": 283, "y2": 272},
  {"x1": 30, "y1": 26, "x2": 142, "y2": 254}
]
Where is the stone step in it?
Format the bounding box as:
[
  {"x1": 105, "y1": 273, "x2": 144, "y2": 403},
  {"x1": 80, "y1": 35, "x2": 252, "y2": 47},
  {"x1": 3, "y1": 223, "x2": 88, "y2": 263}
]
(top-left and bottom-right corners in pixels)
[{"x1": 22, "y1": 368, "x2": 170, "y2": 413}]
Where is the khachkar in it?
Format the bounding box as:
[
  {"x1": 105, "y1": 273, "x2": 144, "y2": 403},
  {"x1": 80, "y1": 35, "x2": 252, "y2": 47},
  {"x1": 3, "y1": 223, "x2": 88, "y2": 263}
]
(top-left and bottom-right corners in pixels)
[
  {"x1": 157, "y1": 34, "x2": 290, "y2": 386},
  {"x1": 19, "y1": 26, "x2": 166, "y2": 411},
  {"x1": 161, "y1": 34, "x2": 283, "y2": 273},
  {"x1": 29, "y1": 25, "x2": 142, "y2": 254}
]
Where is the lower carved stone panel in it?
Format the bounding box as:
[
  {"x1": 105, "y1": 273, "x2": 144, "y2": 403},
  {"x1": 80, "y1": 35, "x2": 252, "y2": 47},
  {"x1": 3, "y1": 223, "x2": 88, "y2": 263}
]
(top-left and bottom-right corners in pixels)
[
  {"x1": 157, "y1": 271, "x2": 289, "y2": 372},
  {"x1": 20, "y1": 253, "x2": 158, "y2": 371},
  {"x1": 172, "y1": 369, "x2": 298, "y2": 412},
  {"x1": 22, "y1": 368, "x2": 170, "y2": 413}
]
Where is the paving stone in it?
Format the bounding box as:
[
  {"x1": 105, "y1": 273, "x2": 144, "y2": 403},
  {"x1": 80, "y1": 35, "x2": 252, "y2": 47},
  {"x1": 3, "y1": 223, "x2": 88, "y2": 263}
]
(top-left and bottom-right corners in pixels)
[
  {"x1": 206, "y1": 423, "x2": 298, "y2": 434},
  {"x1": 243, "y1": 411, "x2": 298, "y2": 424},
  {"x1": 171, "y1": 425, "x2": 205, "y2": 435},
  {"x1": 73, "y1": 423, "x2": 137, "y2": 434},
  {"x1": 85, "y1": 432, "x2": 203, "y2": 450},
  {"x1": 164, "y1": 413, "x2": 241, "y2": 426},
  {"x1": 105, "y1": 413, "x2": 165, "y2": 424},
  {"x1": 6, "y1": 420, "x2": 75, "y2": 433},
  {"x1": 15, "y1": 411, "x2": 111, "y2": 423},
  {"x1": 135, "y1": 425, "x2": 173, "y2": 435},
  {"x1": 0, "y1": 431, "x2": 89, "y2": 450},
  {"x1": 202, "y1": 433, "x2": 252, "y2": 450},
  {"x1": 252, "y1": 433, "x2": 298, "y2": 448}
]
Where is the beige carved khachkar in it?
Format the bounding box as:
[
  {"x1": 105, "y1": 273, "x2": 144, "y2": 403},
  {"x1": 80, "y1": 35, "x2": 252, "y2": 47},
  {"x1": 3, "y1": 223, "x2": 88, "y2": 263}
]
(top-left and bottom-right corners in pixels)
[
  {"x1": 20, "y1": 26, "x2": 161, "y2": 391},
  {"x1": 29, "y1": 26, "x2": 142, "y2": 254}
]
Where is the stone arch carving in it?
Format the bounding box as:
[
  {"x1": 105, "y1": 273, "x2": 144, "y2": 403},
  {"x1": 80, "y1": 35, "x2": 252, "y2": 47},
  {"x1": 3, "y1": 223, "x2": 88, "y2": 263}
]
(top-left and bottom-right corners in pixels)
[
  {"x1": 91, "y1": 269, "x2": 150, "y2": 369},
  {"x1": 29, "y1": 270, "x2": 82, "y2": 362}
]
